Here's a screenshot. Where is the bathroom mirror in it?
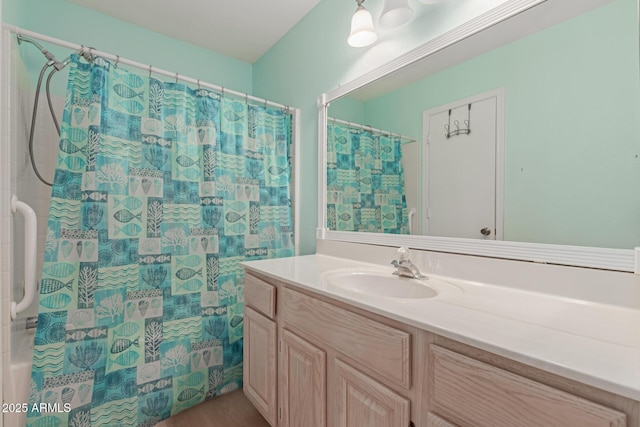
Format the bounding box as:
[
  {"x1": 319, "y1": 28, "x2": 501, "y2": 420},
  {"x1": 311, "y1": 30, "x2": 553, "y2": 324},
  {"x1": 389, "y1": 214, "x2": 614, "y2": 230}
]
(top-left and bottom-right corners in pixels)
[{"x1": 319, "y1": 0, "x2": 640, "y2": 271}]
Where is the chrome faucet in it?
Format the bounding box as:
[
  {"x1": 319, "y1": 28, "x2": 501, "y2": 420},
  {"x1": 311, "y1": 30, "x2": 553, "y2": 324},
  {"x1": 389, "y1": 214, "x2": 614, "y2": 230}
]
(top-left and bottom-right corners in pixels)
[{"x1": 391, "y1": 247, "x2": 427, "y2": 280}]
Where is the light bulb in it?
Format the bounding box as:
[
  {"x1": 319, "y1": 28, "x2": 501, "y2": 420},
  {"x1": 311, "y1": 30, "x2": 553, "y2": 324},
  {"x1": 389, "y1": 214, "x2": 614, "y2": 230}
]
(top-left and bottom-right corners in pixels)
[
  {"x1": 380, "y1": 0, "x2": 413, "y2": 28},
  {"x1": 348, "y1": 5, "x2": 377, "y2": 47}
]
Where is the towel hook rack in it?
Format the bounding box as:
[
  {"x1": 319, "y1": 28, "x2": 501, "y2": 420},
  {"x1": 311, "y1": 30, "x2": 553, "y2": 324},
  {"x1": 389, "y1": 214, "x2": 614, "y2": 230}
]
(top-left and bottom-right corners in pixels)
[{"x1": 445, "y1": 103, "x2": 472, "y2": 139}]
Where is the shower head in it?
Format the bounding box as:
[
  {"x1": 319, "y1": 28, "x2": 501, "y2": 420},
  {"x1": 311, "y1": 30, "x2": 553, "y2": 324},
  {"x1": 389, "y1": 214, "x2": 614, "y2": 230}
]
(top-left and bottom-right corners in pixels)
[{"x1": 17, "y1": 34, "x2": 57, "y2": 62}]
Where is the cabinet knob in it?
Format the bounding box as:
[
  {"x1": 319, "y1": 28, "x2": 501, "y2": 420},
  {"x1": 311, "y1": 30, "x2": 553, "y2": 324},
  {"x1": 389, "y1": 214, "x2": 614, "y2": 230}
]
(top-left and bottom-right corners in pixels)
[{"x1": 480, "y1": 227, "x2": 492, "y2": 236}]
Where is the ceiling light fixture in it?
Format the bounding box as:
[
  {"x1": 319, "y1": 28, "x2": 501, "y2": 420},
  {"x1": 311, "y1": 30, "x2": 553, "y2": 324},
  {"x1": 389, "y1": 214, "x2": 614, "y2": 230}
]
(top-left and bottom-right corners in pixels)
[
  {"x1": 379, "y1": 0, "x2": 413, "y2": 28},
  {"x1": 348, "y1": 0, "x2": 378, "y2": 48}
]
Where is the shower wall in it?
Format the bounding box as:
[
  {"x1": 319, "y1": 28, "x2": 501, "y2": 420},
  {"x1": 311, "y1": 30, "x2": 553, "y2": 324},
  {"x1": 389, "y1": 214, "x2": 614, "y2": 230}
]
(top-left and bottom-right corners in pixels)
[{"x1": 0, "y1": 31, "x2": 65, "y2": 427}]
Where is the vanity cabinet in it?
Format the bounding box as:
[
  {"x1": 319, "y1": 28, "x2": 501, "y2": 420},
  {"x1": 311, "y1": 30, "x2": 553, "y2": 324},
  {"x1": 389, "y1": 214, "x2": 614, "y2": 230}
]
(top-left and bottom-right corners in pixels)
[
  {"x1": 243, "y1": 273, "x2": 278, "y2": 426},
  {"x1": 243, "y1": 270, "x2": 637, "y2": 427},
  {"x1": 243, "y1": 306, "x2": 277, "y2": 426},
  {"x1": 280, "y1": 328, "x2": 326, "y2": 427},
  {"x1": 244, "y1": 271, "x2": 419, "y2": 427},
  {"x1": 333, "y1": 358, "x2": 410, "y2": 427},
  {"x1": 427, "y1": 345, "x2": 627, "y2": 427}
]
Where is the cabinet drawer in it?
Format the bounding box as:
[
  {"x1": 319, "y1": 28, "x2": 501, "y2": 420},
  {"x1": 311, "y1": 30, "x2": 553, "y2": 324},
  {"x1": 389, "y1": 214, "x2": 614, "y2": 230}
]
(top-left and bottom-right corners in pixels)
[
  {"x1": 430, "y1": 345, "x2": 626, "y2": 427},
  {"x1": 281, "y1": 287, "x2": 410, "y2": 389},
  {"x1": 245, "y1": 273, "x2": 276, "y2": 319}
]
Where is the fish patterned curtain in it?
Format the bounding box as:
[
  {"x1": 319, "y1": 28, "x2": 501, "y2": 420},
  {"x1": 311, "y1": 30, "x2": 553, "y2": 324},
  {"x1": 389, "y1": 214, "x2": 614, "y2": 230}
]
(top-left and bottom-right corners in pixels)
[
  {"x1": 326, "y1": 120, "x2": 409, "y2": 234},
  {"x1": 27, "y1": 55, "x2": 294, "y2": 427}
]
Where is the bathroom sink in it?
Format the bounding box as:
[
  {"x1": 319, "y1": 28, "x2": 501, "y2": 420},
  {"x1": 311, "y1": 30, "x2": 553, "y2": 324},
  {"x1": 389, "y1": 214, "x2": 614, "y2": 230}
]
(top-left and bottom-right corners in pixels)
[{"x1": 324, "y1": 270, "x2": 438, "y2": 299}]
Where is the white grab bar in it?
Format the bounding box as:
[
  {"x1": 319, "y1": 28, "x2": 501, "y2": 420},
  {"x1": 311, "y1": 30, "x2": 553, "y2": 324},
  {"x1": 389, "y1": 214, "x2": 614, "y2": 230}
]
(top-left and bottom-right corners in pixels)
[
  {"x1": 408, "y1": 208, "x2": 417, "y2": 235},
  {"x1": 11, "y1": 195, "x2": 37, "y2": 320}
]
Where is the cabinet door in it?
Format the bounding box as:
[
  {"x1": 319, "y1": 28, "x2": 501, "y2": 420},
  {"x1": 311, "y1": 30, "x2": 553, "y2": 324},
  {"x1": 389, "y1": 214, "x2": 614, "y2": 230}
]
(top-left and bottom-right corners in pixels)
[
  {"x1": 280, "y1": 329, "x2": 326, "y2": 427},
  {"x1": 333, "y1": 358, "x2": 410, "y2": 427},
  {"x1": 244, "y1": 307, "x2": 277, "y2": 426},
  {"x1": 427, "y1": 413, "x2": 458, "y2": 427}
]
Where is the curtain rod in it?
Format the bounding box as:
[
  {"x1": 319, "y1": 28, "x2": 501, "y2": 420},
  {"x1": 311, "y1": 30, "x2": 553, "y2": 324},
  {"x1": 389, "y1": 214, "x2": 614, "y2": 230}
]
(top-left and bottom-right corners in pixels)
[
  {"x1": 3, "y1": 24, "x2": 292, "y2": 111},
  {"x1": 328, "y1": 117, "x2": 416, "y2": 143}
]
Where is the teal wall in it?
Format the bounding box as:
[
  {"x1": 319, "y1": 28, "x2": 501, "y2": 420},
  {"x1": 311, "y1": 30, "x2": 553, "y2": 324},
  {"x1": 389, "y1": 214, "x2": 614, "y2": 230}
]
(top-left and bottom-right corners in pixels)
[
  {"x1": 11, "y1": 0, "x2": 617, "y2": 252},
  {"x1": 357, "y1": 0, "x2": 640, "y2": 249},
  {"x1": 253, "y1": 0, "x2": 511, "y2": 255},
  {"x1": 327, "y1": 97, "x2": 365, "y2": 125},
  {"x1": 3, "y1": 0, "x2": 253, "y2": 94}
]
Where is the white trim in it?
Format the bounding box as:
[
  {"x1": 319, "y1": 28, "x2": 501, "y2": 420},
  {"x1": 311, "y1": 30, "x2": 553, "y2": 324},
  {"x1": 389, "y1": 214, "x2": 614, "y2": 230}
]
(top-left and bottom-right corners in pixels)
[
  {"x1": 422, "y1": 88, "x2": 505, "y2": 240},
  {"x1": 495, "y1": 89, "x2": 505, "y2": 241},
  {"x1": 634, "y1": 248, "x2": 640, "y2": 275},
  {"x1": 318, "y1": 0, "x2": 636, "y2": 272},
  {"x1": 0, "y1": 10, "x2": 5, "y2": 426},
  {"x1": 323, "y1": 231, "x2": 635, "y2": 272},
  {"x1": 318, "y1": 94, "x2": 328, "y2": 236}
]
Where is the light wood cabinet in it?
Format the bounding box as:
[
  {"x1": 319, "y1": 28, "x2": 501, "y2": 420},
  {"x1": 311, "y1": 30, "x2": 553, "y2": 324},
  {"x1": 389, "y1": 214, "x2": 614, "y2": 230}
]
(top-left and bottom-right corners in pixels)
[
  {"x1": 427, "y1": 412, "x2": 457, "y2": 427},
  {"x1": 428, "y1": 345, "x2": 627, "y2": 427},
  {"x1": 333, "y1": 358, "x2": 410, "y2": 427},
  {"x1": 280, "y1": 328, "x2": 326, "y2": 427},
  {"x1": 243, "y1": 270, "x2": 638, "y2": 427},
  {"x1": 243, "y1": 306, "x2": 277, "y2": 426},
  {"x1": 245, "y1": 273, "x2": 276, "y2": 318},
  {"x1": 279, "y1": 287, "x2": 411, "y2": 389}
]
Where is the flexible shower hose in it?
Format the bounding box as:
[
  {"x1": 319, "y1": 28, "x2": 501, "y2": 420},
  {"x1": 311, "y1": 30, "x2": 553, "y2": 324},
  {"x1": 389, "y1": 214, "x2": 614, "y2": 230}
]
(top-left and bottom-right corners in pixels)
[
  {"x1": 28, "y1": 61, "x2": 62, "y2": 187},
  {"x1": 45, "y1": 67, "x2": 61, "y2": 135}
]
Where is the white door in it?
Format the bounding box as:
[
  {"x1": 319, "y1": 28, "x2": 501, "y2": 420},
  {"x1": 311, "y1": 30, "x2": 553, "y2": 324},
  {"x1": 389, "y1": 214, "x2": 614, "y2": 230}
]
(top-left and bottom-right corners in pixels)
[{"x1": 423, "y1": 89, "x2": 503, "y2": 240}]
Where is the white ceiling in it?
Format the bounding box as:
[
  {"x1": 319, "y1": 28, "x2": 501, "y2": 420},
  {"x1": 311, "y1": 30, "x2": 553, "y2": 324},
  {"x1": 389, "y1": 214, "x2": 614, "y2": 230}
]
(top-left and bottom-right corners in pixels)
[{"x1": 68, "y1": 0, "x2": 322, "y2": 63}]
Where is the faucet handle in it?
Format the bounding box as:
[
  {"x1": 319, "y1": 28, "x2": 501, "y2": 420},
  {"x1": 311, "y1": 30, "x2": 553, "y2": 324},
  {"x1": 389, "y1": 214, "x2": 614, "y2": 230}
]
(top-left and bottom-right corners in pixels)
[{"x1": 397, "y1": 246, "x2": 410, "y2": 262}]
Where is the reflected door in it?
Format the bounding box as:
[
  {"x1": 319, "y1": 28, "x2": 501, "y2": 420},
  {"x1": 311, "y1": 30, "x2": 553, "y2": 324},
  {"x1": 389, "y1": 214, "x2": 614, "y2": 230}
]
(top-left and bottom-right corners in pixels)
[{"x1": 423, "y1": 90, "x2": 503, "y2": 240}]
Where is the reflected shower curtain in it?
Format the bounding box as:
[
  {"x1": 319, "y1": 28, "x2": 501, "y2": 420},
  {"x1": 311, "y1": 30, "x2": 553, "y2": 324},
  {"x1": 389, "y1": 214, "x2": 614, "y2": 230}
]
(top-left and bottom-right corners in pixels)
[
  {"x1": 327, "y1": 121, "x2": 409, "y2": 234},
  {"x1": 27, "y1": 55, "x2": 294, "y2": 426}
]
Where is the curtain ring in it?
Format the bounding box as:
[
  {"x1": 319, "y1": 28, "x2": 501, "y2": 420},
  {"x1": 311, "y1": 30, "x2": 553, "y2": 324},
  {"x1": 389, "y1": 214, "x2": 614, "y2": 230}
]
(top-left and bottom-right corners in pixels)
[
  {"x1": 245, "y1": 94, "x2": 248, "y2": 105},
  {"x1": 149, "y1": 65, "x2": 153, "y2": 78},
  {"x1": 221, "y1": 87, "x2": 225, "y2": 98},
  {"x1": 114, "y1": 55, "x2": 120, "y2": 69},
  {"x1": 264, "y1": 99, "x2": 267, "y2": 109},
  {"x1": 197, "y1": 79, "x2": 201, "y2": 90},
  {"x1": 175, "y1": 72, "x2": 179, "y2": 84}
]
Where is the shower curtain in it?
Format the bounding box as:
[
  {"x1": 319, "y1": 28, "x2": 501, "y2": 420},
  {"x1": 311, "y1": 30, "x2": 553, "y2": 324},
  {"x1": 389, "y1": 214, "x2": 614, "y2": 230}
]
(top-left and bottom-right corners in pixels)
[
  {"x1": 327, "y1": 121, "x2": 409, "y2": 234},
  {"x1": 27, "y1": 55, "x2": 294, "y2": 426}
]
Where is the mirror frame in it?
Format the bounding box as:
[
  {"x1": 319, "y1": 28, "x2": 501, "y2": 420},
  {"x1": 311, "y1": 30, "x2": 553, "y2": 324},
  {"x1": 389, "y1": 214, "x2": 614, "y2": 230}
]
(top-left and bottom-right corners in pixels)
[{"x1": 317, "y1": 0, "x2": 639, "y2": 272}]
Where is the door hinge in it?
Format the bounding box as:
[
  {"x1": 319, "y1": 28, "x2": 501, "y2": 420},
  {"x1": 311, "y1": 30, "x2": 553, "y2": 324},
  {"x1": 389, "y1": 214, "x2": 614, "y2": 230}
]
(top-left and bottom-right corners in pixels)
[
  {"x1": 409, "y1": 422, "x2": 415, "y2": 427},
  {"x1": 279, "y1": 406, "x2": 282, "y2": 420},
  {"x1": 279, "y1": 340, "x2": 282, "y2": 353}
]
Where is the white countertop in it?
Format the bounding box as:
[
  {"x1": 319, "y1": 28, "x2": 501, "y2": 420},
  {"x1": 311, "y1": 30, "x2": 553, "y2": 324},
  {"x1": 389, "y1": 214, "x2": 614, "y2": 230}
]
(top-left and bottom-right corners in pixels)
[{"x1": 242, "y1": 254, "x2": 640, "y2": 401}]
